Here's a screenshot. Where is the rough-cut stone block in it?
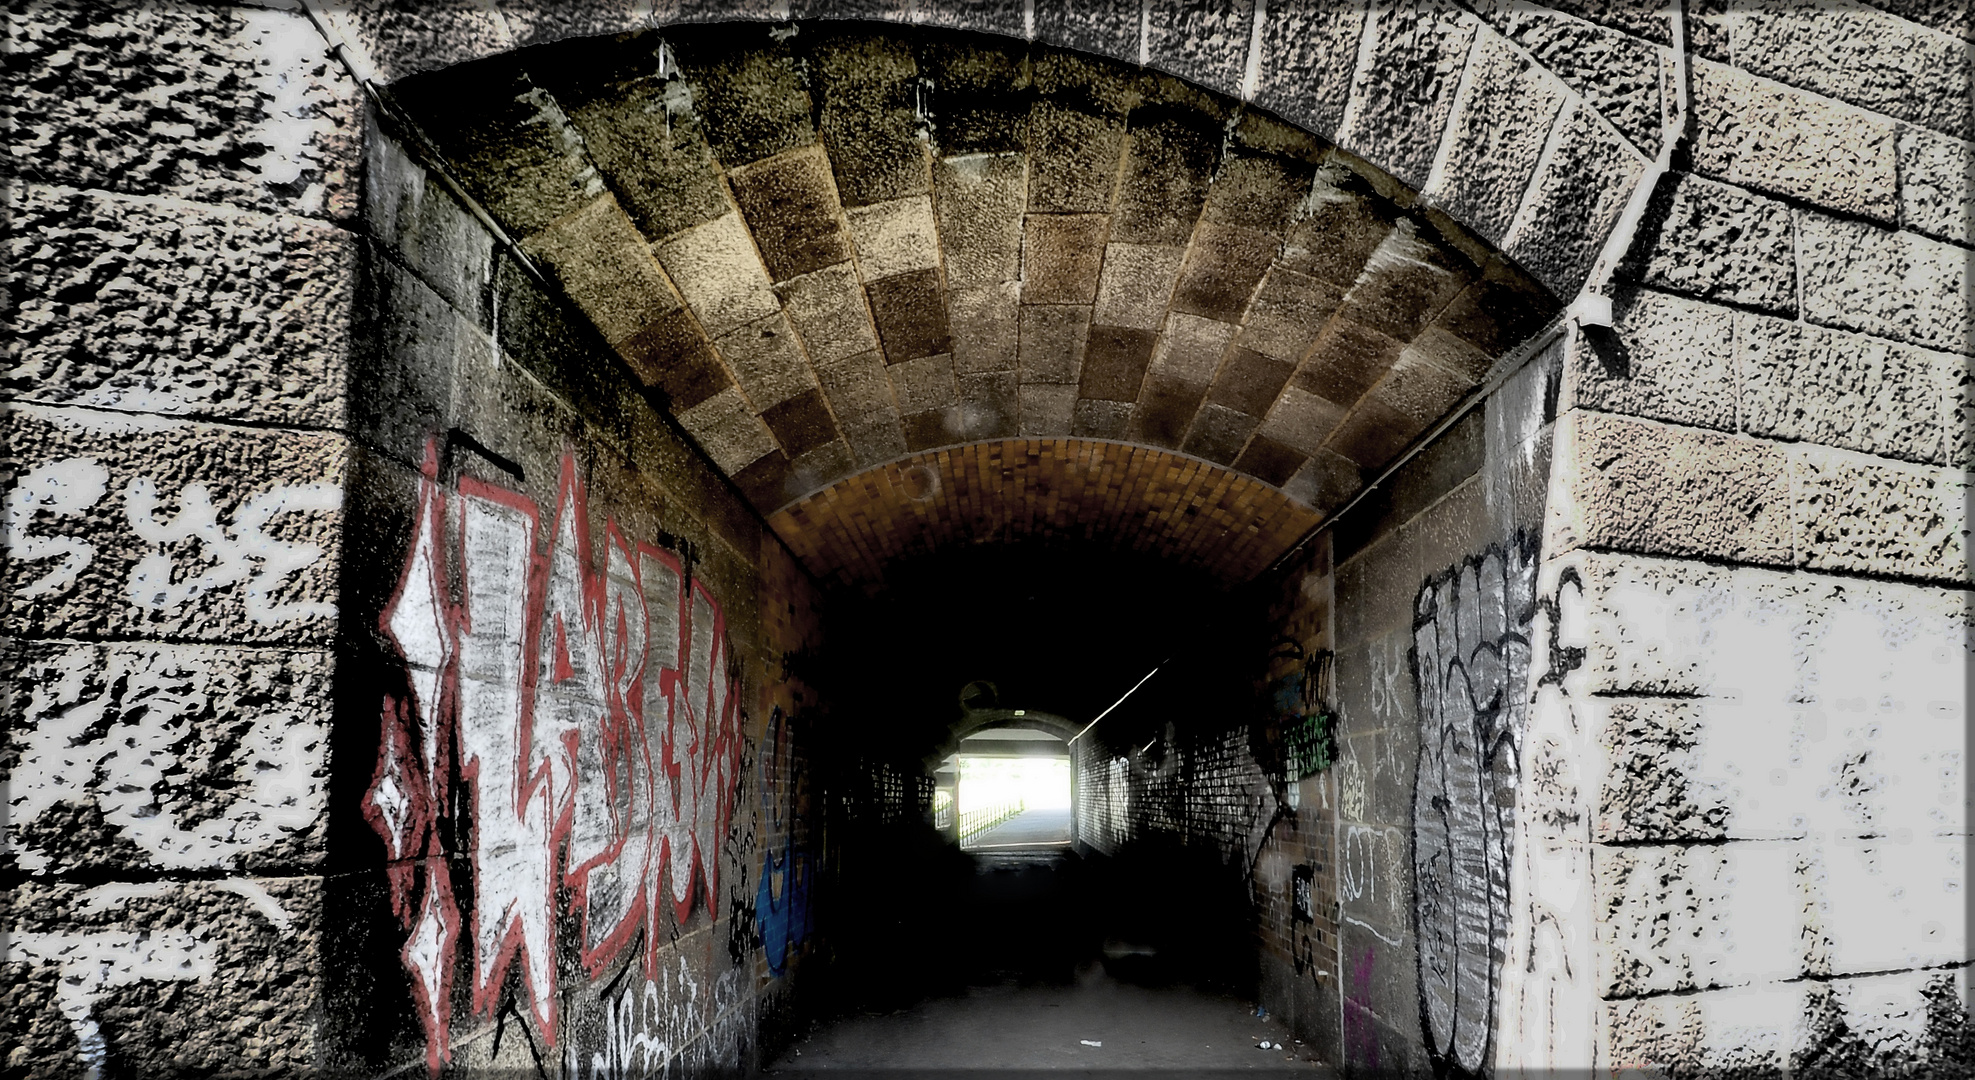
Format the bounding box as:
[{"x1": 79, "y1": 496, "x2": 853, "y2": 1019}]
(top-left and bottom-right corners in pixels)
[
  {"x1": 391, "y1": 64, "x2": 606, "y2": 238},
  {"x1": 1688, "y1": 60, "x2": 1898, "y2": 221},
  {"x1": 1206, "y1": 348, "x2": 1294, "y2": 417},
  {"x1": 10, "y1": 1, "x2": 361, "y2": 218},
  {"x1": 1726, "y1": 0, "x2": 1972, "y2": 142},
  {"x1": 889, "y1": 354, "x2": 959, "y2": 415},
  {"x1": 1024, "y1": 102, "x2": 1127, "y2": 215},
  {"x1": 531, "y1": 36, "x2": 731, "y2": 243},
  {"x1": 1034, "y1": 0, "x2": 1142, "y2": 61},
  {"x1": 1171, "y1": 221, "x2": 1278, "y2": 322},
  {"x1": 1260, "y1": 388, "x2": 1348, "y2": 456},
  {"x1": 778, "y1": 263, "x2": 880, "y2": 366},
  {"x1": 1018, "y1": 305, "x2": 1092, "y2": 385},
  {"x1": 498, "y1": 0, "x2": 648, "y2": 48},
  {"x1": 1204, "y1": 153, "x2": 1317, "y2": 236},
  {"x1": 1470, "y1": 0, "x2": 1665, "y2": 154},
  {"x1": 1296, "y1": 317, "x2": 1403, "y2": 407},
  {"x1": 1144, "y1": 0, "x2": 1254, "y2": 98},
  {"x1": 1811, "y1": 836, "x2": 1968, "y2": 975},
  {"x1": 3, "y1": 877, "x2": 323, "y2": 1075},
  {"x1": 1368, "y1": 350, "x2": 1469, "y2": 427},
  {"x1": 1151, "y1": 313, "x2": 1238, "y2": 384},
  {"x1": 520, "y1": 195, "x2": 679, "y2": 346},
  {"x1": 812, "y1": 32, "x2": 929, "y2": 206},
  {"x1": 1596, "y1": 842, "x2": 1804, "y2": 996},
  {"x1": 761, "y1": 387, "x2": 841, "y2": 460},
  {"x1": 1897, "y1": 126, "x2": 1975, "y2": 247},
  {"x1": 1327, "y1": 392, "x2": 1425, "y2": 469},
  {"x1": 846, "y1": 195, "x2": 942, "y2": 281},
  {"x1": 1568, "y1": 288, "x2": 1736, "y2": 432},
  {"x1": 842, "y1": 415, "x2": 909, "y2": 467},
  {"x1": 949, "y1": 283, "x2": 1020, "y2": 375},
  {"x1": 620, "y1": 308, "x2": 728, "y2": 414},
  {"x1": 1550, "y1": 411, "x2": 1792, "y2": 565},
  {"x1": 866, "y1": 269, "x2": 953, "y2": 365},
  {"x1": 1093, "y1": 245, "x2": 1187, "y2": 330},
  {"x1": 1254, "y1": 1, "x2": 1364, "y2": 138},
  {"x1": 6, "y1": 186, "x2": 356, "y2": 428},
  {"x1": 1504, "y1": 102, "x2": 1647, "y2": 296},
  {"x1": 1624, "y1": 174, "x2": 1796, "y2": 315},
  {"x1": 1112, "y1": 115, "x2": 1219, "y2": 246},
  {"x1": 1282, "y1": 163, "x2": 1397, "y2": 286},
  {"x1": 1339, "y1": 1, "x2": 1476, "y2": 190},
  {"x1": 728, "y1": 148, "x2": 855, "y2": 283},
  {"x1": 1739, "y1": 313, "x2": 1949, "y2": 464},
  {"x1": 3, "y1": 406, "x2": 347, "y2": 644},
  {"x1": 1605, "y1": 982, "x2": 1802, "y2": 1074},
  {"x1": 1072, "y1": 398, "x2": 1135, "y2": 440},
  {"x1": 714, "y1": 313, "x2": 814, "y2": 411},
  {"x1": 1797, "y1": 212, "x2": 1973, "y2": 356},
  {"x1": 934, "y1": 152, "x2": 1027, "y2": 290},
  {"x1": 1232, "y1": 435, "x2": 1306, "y2": 487},
  {"x1": 1565, "y1": 556, "x2": 1970, "y2": 859},
  {"x1": 670, "y1": 32, "x2": 816, "y2": 167},
  {"x1": 1426, "y1": 29, "x2": 1569, "y2": 243},
  {"x1": 1079, "y1": 326, "x2": 1158, "y2": 402},
  {"x1": 1238, "y1": 269, "x2": 1346, "y2": 363},
  {"x1": 919, "y1": 0, "x2": 1026, "y2": 37},
  {"x1": 1181, "y1": 403, "x2": 1261, "y2": 465},
  {"x1": 353, "y1": 254, "x2": 497, "y2": 466},
  {"x1": 1595, "y1": 699, "x2": 1723, "y2": 842},
  {"x1": 1018, "y1": 383, "x2": 1078, "y2": 436},
  {"x1": 815, "y1": 350, "x2": 898, "y2": 429},
  {"x1": 1133, "y1": 375, "x2": 1210, "y2": 448},
  {"x1": 365, "y1": 133, "x2": 496, "y2": 320},
  {"x1": 1793, "y1": 446, "x2": 1967, "y2": 582},
  {"x1": 953, "y1": 372, "x2": 1019, "y2": 441},
  {"x1": 1339, "y1": 221, "x2": 1476, "y2": 342},
  {"x1": 677, "y1": 386, "x2": 777, "y2": 473},
  {"x1": 1024, "y1": 215, "x2": 1111, "y2": 305},
  {"x1": 1283, "y1": 449, "x2": 1362, "y2": 512},
  {"x1": 656, "y1": 212, "x2": 780, "y2": 339},
  {"x1": 1, "y1": 641, "x2": 331, "y2": 876}
]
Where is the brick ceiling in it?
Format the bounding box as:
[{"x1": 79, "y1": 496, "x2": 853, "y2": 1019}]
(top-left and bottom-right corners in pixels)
[{"x1": 393, "y1": 22, "x2": 1557, "y2": 589}]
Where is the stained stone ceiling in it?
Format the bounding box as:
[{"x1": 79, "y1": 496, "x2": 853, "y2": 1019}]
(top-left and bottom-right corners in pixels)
[{"x1": 390, "y1": 21, "x2": 1557, "y2": 583}]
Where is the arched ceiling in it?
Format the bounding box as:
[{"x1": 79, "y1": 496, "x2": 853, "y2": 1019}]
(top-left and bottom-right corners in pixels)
[{"x1": 388, "y1": 21, "x2": 1558, "y2": 589}]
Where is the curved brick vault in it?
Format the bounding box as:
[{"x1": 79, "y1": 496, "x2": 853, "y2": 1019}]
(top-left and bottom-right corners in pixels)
[{"x1": 375, "y1": 18, "x2": 1576, "y2": 586}]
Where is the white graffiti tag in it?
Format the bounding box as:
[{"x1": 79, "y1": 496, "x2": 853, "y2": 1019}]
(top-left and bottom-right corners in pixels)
[{"x1": 3, "y1": 457, "x2": 110, "y2": 597}]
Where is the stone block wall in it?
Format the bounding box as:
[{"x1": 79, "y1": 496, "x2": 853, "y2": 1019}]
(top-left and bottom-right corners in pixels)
[
  {"x1": 4, "y1": 3, "x2": 826, "y2": 1076},
  {"x1": 6, "y1": 1, "x2": 1969, "y2": 1077},
  {"x1": 4, "y1": 2, "x2": 364, "y2": 1073},
  {"x1": 1506, "y1": 0, "x2": 1974, "y2": 1072}
]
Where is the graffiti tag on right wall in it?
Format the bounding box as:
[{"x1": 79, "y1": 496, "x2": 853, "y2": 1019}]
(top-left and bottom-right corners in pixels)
[{"x1": 1408, "y1": 536, "x2": 1539, "y2": 1078}]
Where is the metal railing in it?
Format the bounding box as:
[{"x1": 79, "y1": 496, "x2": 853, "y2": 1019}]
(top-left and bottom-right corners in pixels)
[{"x1": 957, "y1": 798, "x2": 1025, "y2": 843}]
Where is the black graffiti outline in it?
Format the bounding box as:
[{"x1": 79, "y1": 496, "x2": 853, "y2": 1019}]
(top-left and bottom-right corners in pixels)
[{"x1": 1407, "y1": 531, "x2": 1540, "y2": 1080}]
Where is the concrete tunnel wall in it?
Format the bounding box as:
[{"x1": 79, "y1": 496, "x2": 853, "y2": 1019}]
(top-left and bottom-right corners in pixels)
[{"x1": 3, "y1": 1, "x2": 1971, "y2": 1077}]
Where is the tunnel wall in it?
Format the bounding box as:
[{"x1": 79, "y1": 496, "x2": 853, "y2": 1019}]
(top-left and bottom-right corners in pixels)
[
  {"x1": 5, "y1": 1, "x2": 1971, "y2": 1078},
  {"x1": 328, "y1": 122, "x2": 830, "y2": 1078}
]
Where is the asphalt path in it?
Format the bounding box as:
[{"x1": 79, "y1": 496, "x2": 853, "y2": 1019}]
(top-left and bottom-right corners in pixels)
[{"x1": 966, "y1": 806, "x2": 1073, "y2": 848}]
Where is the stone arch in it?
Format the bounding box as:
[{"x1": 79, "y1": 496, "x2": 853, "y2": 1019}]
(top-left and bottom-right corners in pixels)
[{"x1": 322, "y1": 7, "x2": 1657, "y2": 581}]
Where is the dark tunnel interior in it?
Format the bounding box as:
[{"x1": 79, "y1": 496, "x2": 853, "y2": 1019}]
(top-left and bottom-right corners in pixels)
[{"x1": 794, "y1": 542, "x2": 1272, "y2": 1021}]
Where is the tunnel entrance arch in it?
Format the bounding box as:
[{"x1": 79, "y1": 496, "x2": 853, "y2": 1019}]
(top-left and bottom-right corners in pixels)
[{"x1": 12, "y1": 3, "x2": 1967, "y2": 1078}]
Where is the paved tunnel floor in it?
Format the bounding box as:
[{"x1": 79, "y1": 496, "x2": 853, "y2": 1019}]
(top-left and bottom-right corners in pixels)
[
  {"x1": 761, "y1": 971, "x2": 1334, "y2": 1075},
  {"x1": 965, "y1": 806, "x2": 1074, "y2": 848}
]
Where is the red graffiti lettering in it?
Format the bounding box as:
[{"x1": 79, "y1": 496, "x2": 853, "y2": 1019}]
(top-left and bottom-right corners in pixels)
[{"x1": 367, "y1": 443, "x2": 745, "y2": 1073}]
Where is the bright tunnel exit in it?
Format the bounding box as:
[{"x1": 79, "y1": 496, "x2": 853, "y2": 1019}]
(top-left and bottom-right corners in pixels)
[{"x1": 948, "y1": 727, "x2": 1073, "y2": 850}]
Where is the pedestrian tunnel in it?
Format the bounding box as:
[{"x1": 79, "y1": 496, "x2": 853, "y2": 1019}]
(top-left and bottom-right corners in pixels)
[{"x1": 7, "y1": 6, "x2": 1970, "y2": 1080}]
